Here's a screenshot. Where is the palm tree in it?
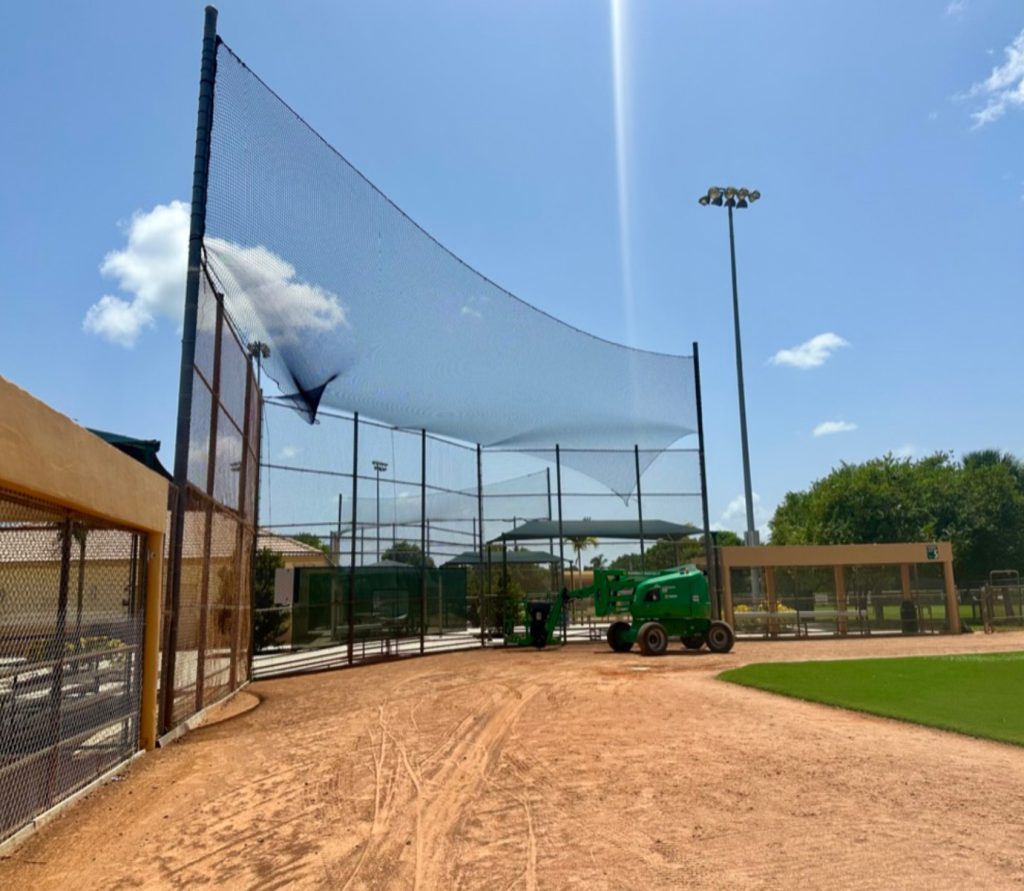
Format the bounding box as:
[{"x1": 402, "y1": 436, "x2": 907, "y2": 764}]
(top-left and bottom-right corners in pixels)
[{"x1": 567, "y1": 536, "x2": 599, "y2": 574}]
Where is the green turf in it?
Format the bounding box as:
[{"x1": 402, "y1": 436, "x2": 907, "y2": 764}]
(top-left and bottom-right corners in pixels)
[{"x1": 719, "y1": 652, "x2": 1024, "y2": 746}]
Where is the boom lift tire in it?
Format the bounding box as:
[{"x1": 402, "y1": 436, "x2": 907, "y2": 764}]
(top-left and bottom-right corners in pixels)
[
  {"x1": 607, "y1": 621, "x2": 633, "y2": 653},
  {"x1": 638, "y1": 622, "x2": 669, "y2": 656},
  {"x1": 705, "y1": 621, "x2": 735, "y2": 654},
  {"x1": 682, "y1": 635, "x2": 705, "y2": 651}
]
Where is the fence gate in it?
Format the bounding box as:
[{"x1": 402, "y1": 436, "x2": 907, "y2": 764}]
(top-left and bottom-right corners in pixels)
[{"x1": 0, "y1": 487, "x2": 147, "y2": 842}]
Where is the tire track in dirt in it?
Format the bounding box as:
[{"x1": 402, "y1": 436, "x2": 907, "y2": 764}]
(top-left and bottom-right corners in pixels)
[{"x1": 332, "y1": 680, "x2": 540, "y2": 889}]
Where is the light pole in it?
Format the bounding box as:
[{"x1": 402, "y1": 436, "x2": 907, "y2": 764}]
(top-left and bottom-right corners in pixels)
[
  {"x1": 372, "y1": 460, "x2": 388, "y2": 561},
  {"x1": 699, "y1": 186, "x2": 762, "y2": 600}
]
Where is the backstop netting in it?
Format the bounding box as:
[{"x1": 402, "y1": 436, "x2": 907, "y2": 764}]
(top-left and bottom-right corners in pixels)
[{"x1": 195, "y1": 35, "x2": 710, "y2": 677}]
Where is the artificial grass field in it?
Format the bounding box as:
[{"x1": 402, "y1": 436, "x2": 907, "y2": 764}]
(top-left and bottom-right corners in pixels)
[{"x1": 720, "y1": 651, "x2": 1024, "y2": 746}]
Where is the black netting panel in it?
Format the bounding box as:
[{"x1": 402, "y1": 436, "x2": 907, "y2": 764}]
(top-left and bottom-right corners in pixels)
[{"x1": 204, "y1": 42, "x2": 698, "y2": 497}]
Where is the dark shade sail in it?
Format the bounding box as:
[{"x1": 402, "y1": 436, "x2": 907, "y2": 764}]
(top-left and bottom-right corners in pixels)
[{"x1": 496, "y1": 519, "x2": 701, "y2": 542}]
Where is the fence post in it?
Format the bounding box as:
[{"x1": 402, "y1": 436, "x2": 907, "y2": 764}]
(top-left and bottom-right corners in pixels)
[{"x1": 140, "y1": 530, "x2": 164, "y2": 750}]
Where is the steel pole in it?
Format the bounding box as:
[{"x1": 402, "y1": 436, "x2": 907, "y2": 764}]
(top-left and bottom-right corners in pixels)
[
  {"x1": 727, "y1": 205, "x2": 761, "y2": 600},
  {"x1": 693, "y1": 342, "x2": 719, "y2": 619},
  {"x1": 347, "y1": 414, "x2": 359, "y2": 665},
  {"x1": 634, "y1": 444, "x2": 645, "y2": 571},
  {"x1": 375, "y1": 470, "x2": 381, "y2": 561},
  {"x1": 162, "y1": 5, "x2": 218, "y2": 733},
  {"x1": 555, "y1": 445, "x2": 565, "y2": 592}
]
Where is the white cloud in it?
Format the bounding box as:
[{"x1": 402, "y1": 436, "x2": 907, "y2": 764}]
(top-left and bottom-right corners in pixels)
[
  {"x1": 716, "y1": 492, "x2": 770, "y2": 541},
  {"x1": 893, "y1": 444, "x2": 916, "y2": 459},
  {"x1": 83, "y1": 201, "x2": 190, "y2": 347},
  {"x1": 945, "y1": 0, "x2": 967, "y2": 17},
  {"x1": 965, "y1": 29, "x2": 1024, "y2": 128},
  {"x1": 85, "y1": 200, "x2": 348, "y2": 349},
  {"x1": 928, "y1": 111, "x2": 939, "y2": 121},
  {"x1": 813, "y1": 420, "x2": 857, "y2": 437},
  {"x1": 280, "y1": 445, "x2": 299, "y2": 459},
  {"x1": 770, "y1": 332, "x2": 849, "y2": 370},
  {"x1": 205, "y1": 237, "x2": 348, "y2": 346}
]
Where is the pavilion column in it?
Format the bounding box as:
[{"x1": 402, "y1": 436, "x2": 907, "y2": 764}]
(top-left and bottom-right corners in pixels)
[
  {"x1": 765, "y1": 566, "x2": 778, "y2": 638},
  {"x1": 834, "y1": 565, "x2": 848, "y2": 636}
]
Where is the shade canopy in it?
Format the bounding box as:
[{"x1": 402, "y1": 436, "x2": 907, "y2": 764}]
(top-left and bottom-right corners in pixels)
[
  {"x1": 496, "y1": 519, "x2": 702, "y2": 543},
  {"x1": 445, "y1": 548, "x2": 567, "y2": 567}
]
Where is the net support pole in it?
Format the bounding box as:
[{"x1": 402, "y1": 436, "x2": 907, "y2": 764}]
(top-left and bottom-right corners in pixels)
[
  {"x1": 477, "y1": 444, "x2": 485, "y2": 645},
  {"x1": 347, "y1": 413, "x2": 359, "y2": 665},
  {"x1": 420, "y1": 429, "x2": 427, "y2": 655},
  {"x1": 556, "y1": 444, "x2": 565, "y2": 592},
  {"x1": 693, "y1": 342, "x2": 719, "y2": 620},
  {"x1": 634, "y1": 444, "x2": 646, "y2": 571},
  {"x1": 162, "y1": 5, "x2": 218, "y2": 733},
  {"x1": 336, "y1": 493, "x2": 343, "y2": 565},
  {"x1": 547, "y1": 467, "x2": 555, "y2": 592}
]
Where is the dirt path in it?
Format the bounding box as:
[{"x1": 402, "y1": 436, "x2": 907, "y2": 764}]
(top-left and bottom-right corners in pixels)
[{"x1": 4, "y1": 632, "x2": 1024, "y2": 889}]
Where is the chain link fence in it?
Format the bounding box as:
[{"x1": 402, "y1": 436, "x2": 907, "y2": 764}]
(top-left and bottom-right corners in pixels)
[
  {"x1": 0, "y1": 486, "x2": 146, "y2": 842},
  {"x1": 161, "y1": 267, "x2": 258, "y2": 732}
]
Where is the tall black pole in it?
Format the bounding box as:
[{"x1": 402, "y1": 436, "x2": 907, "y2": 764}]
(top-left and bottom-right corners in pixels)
[
  {"x1": 546, "y1": 467, "x2": 555, "y2": 592},
  {"x1": 420, "y1": 429, "x2": 427, "y2": 655},
  {"x1": 347, "y1": 413, "x2": 359, "y2": 665},
  {"x1": 693, "y1": 342, "x2": 719, "y2": 619},
  {"x1": 162, "y1": 5, "x2": 218, "y2": 733},
  {"x1": 727, "y1": 205, "x2": 760, "y2": 601},
  {"x1": 555, "y1": 444, "x2": 565, "y2": 592},
  {"x1": 476, "y1": 444, "x2": 485, "y2": 645},
  {"x1": 634, "y1": 444, "x2": 645, "y2": 571}
]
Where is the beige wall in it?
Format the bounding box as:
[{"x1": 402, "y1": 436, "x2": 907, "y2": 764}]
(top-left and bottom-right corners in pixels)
[
  {"x1": 720, "y1": 542, "x2": 954, "y2": 568},
  {"x1": 0, "y1": 377, "x2": 168, "y2": 533}
]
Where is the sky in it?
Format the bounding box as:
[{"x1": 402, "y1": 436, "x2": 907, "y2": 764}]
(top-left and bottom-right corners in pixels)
[{"x1": 1, "y1": 0, "x2": 1022, "y2": 543}]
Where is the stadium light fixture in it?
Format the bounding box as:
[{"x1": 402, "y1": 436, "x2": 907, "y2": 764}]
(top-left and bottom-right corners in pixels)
[{"x1": 698, "y1": 185, "x2": 763, "y2": 600}]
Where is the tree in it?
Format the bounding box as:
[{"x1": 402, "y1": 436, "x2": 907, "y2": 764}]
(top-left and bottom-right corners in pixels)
[
  {"x1": 589, "y1": 553, "x2": 607, "y2": 570},
  {"x1": 608, "y1": 532, "x2": 739, "y2": 573},
  {"x1": 566, "y1": 536, "x2": 598, "y2": 573},
  {"x1": 768, "y1": 450, "x2": 1024, "y2": 584},
  {"x1": 291, "y1": 532, "x2": 331, "y2": 557},
  {"x1": 253, "y1": 547, "x2": 287, "y2": 651},
  {"x1": 380, "y1": 540, "x2": 435, "y2": 567}
]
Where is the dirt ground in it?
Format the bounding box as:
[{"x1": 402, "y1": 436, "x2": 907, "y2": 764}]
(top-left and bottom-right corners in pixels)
[{"x1": 4, "y1": 632, "x2": 1024, "y2": 890}]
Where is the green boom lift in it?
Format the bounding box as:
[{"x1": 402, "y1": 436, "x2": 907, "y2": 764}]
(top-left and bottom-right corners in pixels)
[{"x1": 503, "y1": 566, "x2": 735, "y2": 655}]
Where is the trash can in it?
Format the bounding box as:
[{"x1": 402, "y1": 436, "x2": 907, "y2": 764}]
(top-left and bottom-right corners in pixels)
[
  {"x1": 900, "y1": 599, "x2": 919, "y2": 634},
  {"x1": 527, "y1": 601, "x2": 552, "y2": 648}
]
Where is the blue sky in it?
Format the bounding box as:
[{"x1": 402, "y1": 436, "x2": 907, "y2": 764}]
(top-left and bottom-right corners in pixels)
[{"x1": 1, "y1": 1, "x2": 1022, "y2": 539}]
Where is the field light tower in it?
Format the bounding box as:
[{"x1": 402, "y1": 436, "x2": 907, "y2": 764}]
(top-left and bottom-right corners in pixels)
[
  {"x1": 699, "y1": 186, "x2": 762, "y2": 601},
  {"x1": 372, "y1": 460, "x2": 388, "y2": 561}
]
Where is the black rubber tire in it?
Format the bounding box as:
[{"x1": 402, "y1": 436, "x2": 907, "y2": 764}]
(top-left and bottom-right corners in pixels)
[
  {"x1": 682, "y1": 635, "x2": 705, "y2": 651},
  {"x1": 705, "y1": 621, "x2": 736, "y2": 654},
  {"x1": 638, "y1": 622, "x2": 669, "y2": 656},
  {"x1": 607, "y1": 621, "x2": 633, "y2": 653}
]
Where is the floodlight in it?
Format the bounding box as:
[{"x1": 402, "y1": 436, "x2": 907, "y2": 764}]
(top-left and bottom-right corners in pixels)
[{"x1": 698, "y1": 195, "x2": 710, "y2": 206}]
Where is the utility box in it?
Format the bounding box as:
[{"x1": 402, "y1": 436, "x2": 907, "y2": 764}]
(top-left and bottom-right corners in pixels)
[{"x1": 274, "y1": 568, "x2": 295, "y2": 606}]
